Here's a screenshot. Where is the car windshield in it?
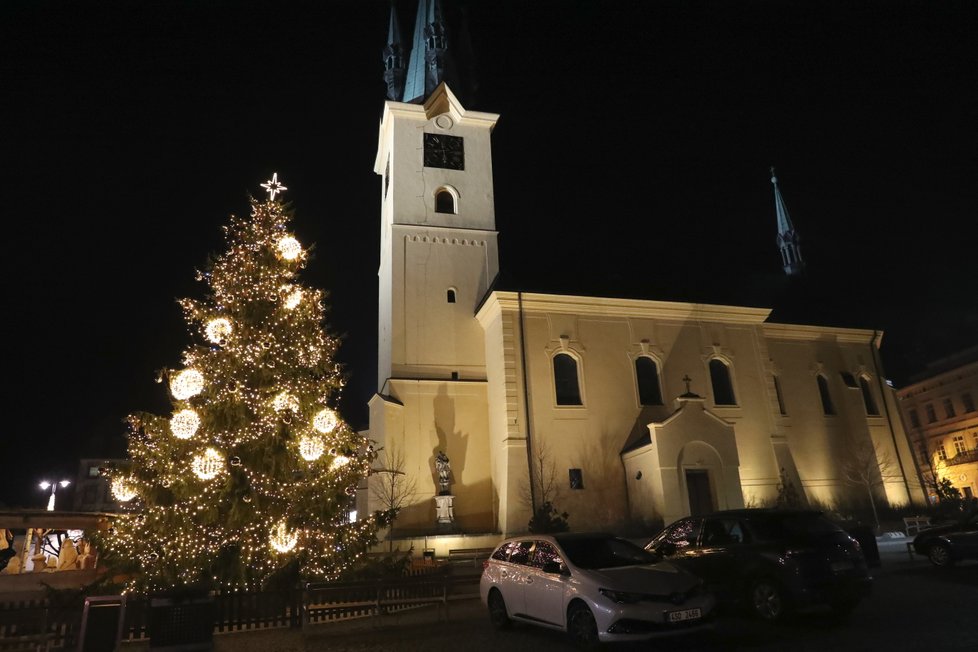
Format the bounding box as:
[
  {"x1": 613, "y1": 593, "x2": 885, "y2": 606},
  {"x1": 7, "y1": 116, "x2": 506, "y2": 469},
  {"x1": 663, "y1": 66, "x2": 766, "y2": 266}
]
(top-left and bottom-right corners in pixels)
[{"x1": 555, "y1": 535, "x2": 658, "y2": 569}]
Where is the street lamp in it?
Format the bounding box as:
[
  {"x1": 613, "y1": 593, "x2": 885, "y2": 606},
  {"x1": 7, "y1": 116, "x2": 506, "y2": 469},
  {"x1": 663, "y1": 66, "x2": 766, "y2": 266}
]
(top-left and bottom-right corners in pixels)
[{"x1": 39, "y1": 479, "x2": 71, "y2": 511}]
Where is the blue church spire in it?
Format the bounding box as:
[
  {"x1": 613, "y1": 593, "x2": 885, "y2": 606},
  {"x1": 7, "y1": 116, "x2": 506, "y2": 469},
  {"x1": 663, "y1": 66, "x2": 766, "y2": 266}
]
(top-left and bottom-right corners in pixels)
[
  {"x1": 396, "y1": 0, "x2": 451, "y2": 104},
  {"x1": 771, "y1": 167, "x2": 805, "y2": 276},
  {"x1": 383, "y1": 2, "x2": 407, "y2": 101}
]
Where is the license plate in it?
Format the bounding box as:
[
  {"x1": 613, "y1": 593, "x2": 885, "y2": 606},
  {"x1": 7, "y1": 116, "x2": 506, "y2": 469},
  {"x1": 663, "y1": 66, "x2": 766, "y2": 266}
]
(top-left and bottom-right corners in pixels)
[{"x1": 667, "y1": 608, "x2": 702, "y2": 622}]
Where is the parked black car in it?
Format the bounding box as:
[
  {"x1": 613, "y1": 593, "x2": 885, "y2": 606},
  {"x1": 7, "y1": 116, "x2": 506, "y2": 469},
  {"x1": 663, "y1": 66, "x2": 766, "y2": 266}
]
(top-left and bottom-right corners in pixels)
[
  {"x1": 911, "y1": 512, "x2": 978, "y2": 567},
  {"x1": 645, "y1": 509, "x2": 872, "y2": 621}
]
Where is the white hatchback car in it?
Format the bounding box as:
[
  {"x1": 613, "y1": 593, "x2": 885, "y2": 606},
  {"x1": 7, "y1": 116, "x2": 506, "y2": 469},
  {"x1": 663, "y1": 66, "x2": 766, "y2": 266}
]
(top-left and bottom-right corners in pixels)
[{"x1": 480, "y1": 532, "x2": 716, "y2": 647}]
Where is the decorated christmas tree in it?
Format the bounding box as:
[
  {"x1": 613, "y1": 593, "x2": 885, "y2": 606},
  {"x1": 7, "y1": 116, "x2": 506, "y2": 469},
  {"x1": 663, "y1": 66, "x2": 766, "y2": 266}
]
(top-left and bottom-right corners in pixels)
[{"x1": 101, "y1": 175, "x2": 386, "y2": 592}]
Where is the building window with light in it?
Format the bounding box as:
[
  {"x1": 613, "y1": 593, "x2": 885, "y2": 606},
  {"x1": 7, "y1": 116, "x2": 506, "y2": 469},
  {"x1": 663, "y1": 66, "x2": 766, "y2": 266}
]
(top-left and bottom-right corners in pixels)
[
  {"x1": 709, "y1": 359, "x2": 736, "y2": 406},
  {"x1": 860, "y1": 376, "x2": 879, "y2": 416},
  {"x1": 816, "y1": 374, "x2": 835, "y2": 415},
  {"x1": 952, "y1": 434, "x2": 966, "y2": 455},
  {"x1": 635, "y1": 357, "x2": 663, "y2": 406},
  {"x1": 925, "y1": 404, "x2": 937, "y2": 423},
  {"x1": 937, "y1": 444, "x2": 947, "y2": 461},
  {"x1": 553, "y1": 353, "x2": 582, "y2": 406},
  {"x1": 943, "y1": 398, "x2": 956, "y2": 419}
]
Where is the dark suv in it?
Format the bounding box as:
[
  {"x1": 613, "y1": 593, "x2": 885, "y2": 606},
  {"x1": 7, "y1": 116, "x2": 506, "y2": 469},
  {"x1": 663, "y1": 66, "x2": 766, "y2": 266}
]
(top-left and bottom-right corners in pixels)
[{"x1": 645, "y1": 509, "x2": 872, "y2": 621}]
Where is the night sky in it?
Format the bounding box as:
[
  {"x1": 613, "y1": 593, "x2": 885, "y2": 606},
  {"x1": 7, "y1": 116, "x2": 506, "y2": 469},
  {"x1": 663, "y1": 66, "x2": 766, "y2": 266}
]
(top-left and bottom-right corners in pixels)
[{"x1": 2, "y1": 0, "x2": 975, "y2": 509}]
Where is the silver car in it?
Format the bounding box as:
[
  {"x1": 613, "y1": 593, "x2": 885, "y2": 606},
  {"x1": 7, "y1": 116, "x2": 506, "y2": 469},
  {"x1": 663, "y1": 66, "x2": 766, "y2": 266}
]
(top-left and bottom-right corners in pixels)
[{"x1": 480, "y1": 532, "x2": 716, "y2": 647}]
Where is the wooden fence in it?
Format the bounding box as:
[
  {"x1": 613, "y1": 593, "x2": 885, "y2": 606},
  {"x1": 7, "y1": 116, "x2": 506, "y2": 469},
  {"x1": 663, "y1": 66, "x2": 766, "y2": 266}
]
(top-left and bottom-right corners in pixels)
[{"x1": 0, "y1": 568, "x2": 480, "y2": 650}]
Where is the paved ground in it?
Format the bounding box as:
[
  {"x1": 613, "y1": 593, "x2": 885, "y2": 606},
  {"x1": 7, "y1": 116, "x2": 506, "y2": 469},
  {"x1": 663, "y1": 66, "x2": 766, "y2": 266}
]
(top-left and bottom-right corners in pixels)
[{"x1": 121, "y1": 536, "x2": 978, "y2": 651}]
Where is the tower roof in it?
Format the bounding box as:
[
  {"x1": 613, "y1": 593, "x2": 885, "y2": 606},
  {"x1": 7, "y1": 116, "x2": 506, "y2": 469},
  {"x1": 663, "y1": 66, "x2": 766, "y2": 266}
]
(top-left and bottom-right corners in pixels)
[{"x1": 770, "y1": 167, "x2": 795, "y2": 235}]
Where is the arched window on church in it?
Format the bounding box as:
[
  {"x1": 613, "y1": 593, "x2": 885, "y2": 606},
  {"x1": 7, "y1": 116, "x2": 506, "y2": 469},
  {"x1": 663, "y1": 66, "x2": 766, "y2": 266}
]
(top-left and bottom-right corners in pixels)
[
  {"x1": 709, "y1": 359, "x2": 736, "y2": 406},
  {"x1": 446, "y1": 288, "x2": 456, "y2": 304},
  {"x1": 860, "y1": 376, "x2": 879, "y2": 416},
  {"x1": 553, "y1": 353, "x2": 582, "y2": 406},
  {"x1": 635, "y1": 357, "x2": 663, "y2": 406},
  {"x1": 435, "y1": 188, "x2": 456, "y2": 214},
  {"x1": 817, "y1": 374, "x2": 835, "y2": 415}
]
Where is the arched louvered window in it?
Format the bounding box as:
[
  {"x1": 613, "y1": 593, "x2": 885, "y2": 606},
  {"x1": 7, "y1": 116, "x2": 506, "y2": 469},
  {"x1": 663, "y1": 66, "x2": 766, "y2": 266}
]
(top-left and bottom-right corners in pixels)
[
  {"x1": 553, "y1": 353, "x2": 582, "y2": 406},
  {"x1": 635, "y1": 357, "x2": 663, "y2": 406},
  {"x1": 860, "y1": 376, "x2": 879, "y2": 416},
  {"x1": 435, "y1": 189, "x2": 456, "y2": 214},
  {"x1": 709, "y1": 359, "x2": 736, "y2": 406},
  {"x1": 817, "y1": 375, "x2": 835, "y2": 415}
]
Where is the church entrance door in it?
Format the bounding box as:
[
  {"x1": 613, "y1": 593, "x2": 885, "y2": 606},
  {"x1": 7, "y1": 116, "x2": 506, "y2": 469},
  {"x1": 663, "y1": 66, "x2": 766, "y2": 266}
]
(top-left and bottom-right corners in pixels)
[{"x1": 685, "y1": 470, "x2": 715, "y2": 516}]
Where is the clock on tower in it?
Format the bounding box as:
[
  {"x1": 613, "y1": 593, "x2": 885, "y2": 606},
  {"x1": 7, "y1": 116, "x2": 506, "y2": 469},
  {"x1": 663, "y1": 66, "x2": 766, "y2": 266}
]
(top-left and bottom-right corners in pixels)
[{"x1": 423, "y1": 133, "x2": 464, "y2": 170}]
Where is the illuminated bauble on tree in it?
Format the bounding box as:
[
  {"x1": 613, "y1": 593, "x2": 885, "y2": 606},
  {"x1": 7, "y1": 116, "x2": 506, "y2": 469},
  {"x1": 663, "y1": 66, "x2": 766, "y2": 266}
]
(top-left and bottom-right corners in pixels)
[
  {"x1": 191, "y1": 448, "x2": 224, "y2": 480},
  {"x1": 111, "y1": 477, "x2": 137, "y2": 502},
  {"x1": 277, "y1": 236, "x2": 302, "y2": 261},
  {"x1": 330, "y1": 454, "x2": 351, "y2": 471},
  {"x1": 171, "y1": 368, "x2": 204, "y2": 400},
  {"x1": 269, "y1": 521, "x2": 298, "y2": 553},
  {"x1": 272, "y1": 391, "x2": 300, "y2": 413},
  {"x1": 282, "y1": 285, "x2": 303, "y2": 309},
  {"x1": 169, "y1": 409, "x2": 200, "y2": 439},
  {"x1": 313, "y1": 408, "x2": 339, "y2": 434},
  {"x1": 205, "y1": 317, "x2": 233, "y2": 344},
  {"x1": 298, "y1": 435, "x2": 324, "y2": 461}
]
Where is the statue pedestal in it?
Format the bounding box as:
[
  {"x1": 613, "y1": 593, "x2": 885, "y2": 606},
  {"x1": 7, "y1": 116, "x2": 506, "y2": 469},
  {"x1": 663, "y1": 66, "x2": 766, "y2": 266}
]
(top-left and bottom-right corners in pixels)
[{"x1": 434, "y1": 495, "x2": 455, "y2": 526}]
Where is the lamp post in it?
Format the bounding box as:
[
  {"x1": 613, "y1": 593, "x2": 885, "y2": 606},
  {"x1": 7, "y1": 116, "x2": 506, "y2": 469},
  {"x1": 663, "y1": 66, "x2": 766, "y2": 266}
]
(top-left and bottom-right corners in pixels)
[{"x1": 39, "y1": 479, "x2": 70, "y2": 511}]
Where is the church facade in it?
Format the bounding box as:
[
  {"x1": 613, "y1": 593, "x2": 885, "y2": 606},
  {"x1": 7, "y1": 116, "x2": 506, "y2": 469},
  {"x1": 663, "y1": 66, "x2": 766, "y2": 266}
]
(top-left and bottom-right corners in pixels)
[{"x1": 365, "y1": 3, "x2": 924, "y2": 544}]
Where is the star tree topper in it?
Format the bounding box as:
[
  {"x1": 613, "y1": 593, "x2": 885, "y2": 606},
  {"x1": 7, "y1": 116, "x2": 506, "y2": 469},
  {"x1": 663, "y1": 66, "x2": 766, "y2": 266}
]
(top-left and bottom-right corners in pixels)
[{"x1": 261, "y1": 172, "x2": 288, "y2": 200}]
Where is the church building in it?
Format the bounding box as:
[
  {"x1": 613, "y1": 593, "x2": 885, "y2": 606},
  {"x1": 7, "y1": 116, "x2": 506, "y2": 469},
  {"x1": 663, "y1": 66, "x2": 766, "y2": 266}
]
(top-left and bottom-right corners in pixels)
[{"x1": 365, "y1": 1, "x2": 925, "y2": 547}]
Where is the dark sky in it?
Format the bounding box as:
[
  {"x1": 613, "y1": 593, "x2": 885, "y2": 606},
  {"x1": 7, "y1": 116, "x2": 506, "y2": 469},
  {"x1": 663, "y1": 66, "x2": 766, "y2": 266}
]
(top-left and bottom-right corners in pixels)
[{"x1": 2, "y1": 0, "x2": 975, "y2": 509}]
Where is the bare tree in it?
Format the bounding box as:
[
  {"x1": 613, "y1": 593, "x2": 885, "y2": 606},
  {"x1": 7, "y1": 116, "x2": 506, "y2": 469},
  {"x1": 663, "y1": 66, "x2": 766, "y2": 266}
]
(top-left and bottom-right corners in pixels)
[
  {"x1": 522, "y1": 441, "x2": 569, "y2": 533},
  {"x1": 842, "y1": 437, "x2": 897, "y2": 532},
  {"x1": 370, "y1": 442, "x2": 417, "y2": 550}
]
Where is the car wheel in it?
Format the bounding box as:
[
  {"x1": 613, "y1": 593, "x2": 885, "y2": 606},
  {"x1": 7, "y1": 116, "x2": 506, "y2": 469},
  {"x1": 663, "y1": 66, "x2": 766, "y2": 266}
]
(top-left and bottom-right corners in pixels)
[
  {"x1": 487, "y1": 589, "x2": 511, "y2": 630},
  {"x1": 927, "y1": 542, "x2": 954, "y2": 567},
  {"x1": 567, "y1": 602, "x2": 599, "y2": 649},
  {"x1": 749, "y1": 578, "x2": 787, "y2": 622}
]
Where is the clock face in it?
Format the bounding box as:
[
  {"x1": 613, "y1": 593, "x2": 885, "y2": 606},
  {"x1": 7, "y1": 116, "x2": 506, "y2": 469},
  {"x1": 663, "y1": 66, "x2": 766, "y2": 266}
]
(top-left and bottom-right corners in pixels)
[{"x1": 423, "y1": 133, "x2": 464, "y2": 170}]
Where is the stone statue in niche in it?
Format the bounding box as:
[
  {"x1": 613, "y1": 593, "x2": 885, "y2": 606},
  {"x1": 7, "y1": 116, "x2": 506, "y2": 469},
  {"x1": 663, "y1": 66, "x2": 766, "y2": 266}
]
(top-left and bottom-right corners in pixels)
[{"x1": 435, "y1": 451, "x2": 452, "y2": 495}]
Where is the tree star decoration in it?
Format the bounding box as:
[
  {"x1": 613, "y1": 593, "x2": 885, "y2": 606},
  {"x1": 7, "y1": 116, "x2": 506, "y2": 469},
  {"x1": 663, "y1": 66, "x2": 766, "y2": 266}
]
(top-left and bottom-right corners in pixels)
[
  {"x1": 170, "y1": 408, "x2": 201, "y2": 439},
  {"x1": 299, "y1": 435, "x2": 324, "y2": 461},
  {"x1": 270, "y1": 520, "x2": 298, "y2": 553},
  {"x1": 260, "y1": 172, "x2": 287, "y2": 200},
  {"x1": 313, "y1": 408, "x2": 339, "y2": 434},
  {"x1": 171, "y1": 368, "x2": 204, "y2": 400},
  {"x1": 191, "y1": 448, "x2": 224, "y2": 480}
]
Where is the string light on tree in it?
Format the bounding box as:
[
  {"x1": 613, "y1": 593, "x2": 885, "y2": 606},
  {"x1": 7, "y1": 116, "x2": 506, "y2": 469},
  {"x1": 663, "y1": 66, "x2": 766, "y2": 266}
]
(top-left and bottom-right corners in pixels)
[
  {"x1": 171, "y1": 368, "x2": 204, "y2": 400},
  {"x1": 170, "y1": 409, "x2": 201, "y2": 439},
  {"x1": 272, "y1": 391, "x2": 300, "y2": 413},
  {"x1": 282, "y1": 285, "x2": 303, "y2": 309},
  {"x1": 330, "y1": 455, "x2": 351, "y2": 471}
]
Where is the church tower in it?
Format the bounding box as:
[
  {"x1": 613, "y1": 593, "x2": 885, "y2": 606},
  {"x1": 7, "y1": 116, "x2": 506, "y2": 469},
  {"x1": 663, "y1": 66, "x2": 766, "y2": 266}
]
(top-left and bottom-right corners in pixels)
[
  {"x1": 771, "y1": 166, "x2": 805, "y2": 276},
  {"x1": 368, "y1": 2, "x2": 501, "y2": 535}
]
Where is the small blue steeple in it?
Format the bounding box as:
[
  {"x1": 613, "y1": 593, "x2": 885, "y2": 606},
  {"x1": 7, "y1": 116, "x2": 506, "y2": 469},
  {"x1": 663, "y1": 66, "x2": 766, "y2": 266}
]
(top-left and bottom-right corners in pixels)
[{"x1": 771, "y1": 167, "x2": 805, "y2": 276}]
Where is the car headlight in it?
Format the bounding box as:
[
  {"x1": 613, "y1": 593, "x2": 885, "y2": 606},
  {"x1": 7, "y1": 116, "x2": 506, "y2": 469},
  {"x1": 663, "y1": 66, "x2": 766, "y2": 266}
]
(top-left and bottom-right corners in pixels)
[{"x1": 599, "y1": 588, "x2": 644, "y2": 604}]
